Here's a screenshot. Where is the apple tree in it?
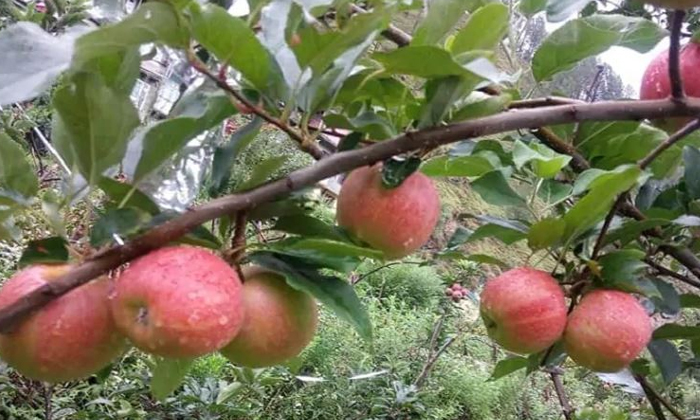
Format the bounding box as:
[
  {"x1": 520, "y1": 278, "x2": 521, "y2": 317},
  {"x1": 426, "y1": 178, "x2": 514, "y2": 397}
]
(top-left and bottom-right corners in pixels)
[{"x1": 1, "y1": 0, "x2": 700, "y2": 418}]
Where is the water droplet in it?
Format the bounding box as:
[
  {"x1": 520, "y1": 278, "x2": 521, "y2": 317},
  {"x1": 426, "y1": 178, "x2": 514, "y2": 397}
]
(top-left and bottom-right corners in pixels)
[
  {"x1": 179, "y1": 337, "x2": 188, "y2": 345},
  {"x1": 218, "y1": 316, "x2": 229, "y2": 326},
  {"x1": 145, "y1": 10, "x2": 152, "y2": 19}
]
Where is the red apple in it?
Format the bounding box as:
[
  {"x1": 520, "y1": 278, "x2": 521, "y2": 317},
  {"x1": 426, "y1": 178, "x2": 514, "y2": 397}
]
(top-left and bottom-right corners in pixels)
[
  {"x1": 640, "y1": 40, "x2": 700, "y2": 131},
  {"x1": 480, "y1": 267, "x2": 567, "y2": 354},
  {"x1": 564, "y1": 289, "x2": 652, "y2": 373},
  {"x1": 110, "y1": 246, "x2": 244, "y2": 359},
  {"x1": 0, "y1": 265, "x2": 127, "y2": 383},
  {"x1": 220, "y1": 267, "x2": 317, "y2": 367},
  {"x1": 336, "y1": 164, "x2": 440, "y2": 259}
]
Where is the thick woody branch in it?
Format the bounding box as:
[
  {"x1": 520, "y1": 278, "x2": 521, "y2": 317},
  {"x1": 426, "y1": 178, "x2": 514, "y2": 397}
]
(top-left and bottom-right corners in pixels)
[
  {"x1": 637, "y1": 375, "x2": 686, "y2": 420},
  {"x1": 2, "y1": 98, "x2": 700, "y2": 332},
  {"x1": 550, "y1": 370, "x2": 574, "y2": 420},
  {"x1": 669, "y1": 10, "x2": 687, "y2": 100},
  {"x1": 645, "y1": 257, "x2": 700, "y2": 289}
]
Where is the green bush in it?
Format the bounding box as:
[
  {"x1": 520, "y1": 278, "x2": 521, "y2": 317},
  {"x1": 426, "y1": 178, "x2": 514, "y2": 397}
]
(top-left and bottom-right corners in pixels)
[{"x1": 355, "y1": 261, "x2": 445, "y2": 310}]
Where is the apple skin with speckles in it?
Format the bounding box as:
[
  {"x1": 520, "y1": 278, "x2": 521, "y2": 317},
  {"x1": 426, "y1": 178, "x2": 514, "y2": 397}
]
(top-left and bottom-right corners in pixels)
[
  {"x1": 564, "y1": 289, "x2": 652, "y2": 373},
  {"x1": 336, "y1": 164, "x2": 440, "y2": 260},
  {"x1": 110, "y1": 246, "x2": 244, "y2": 359},
  {"x1": 220, "y1": 267, "x2": 317, "y2": 367},
  {"x1": 480, "y1": 267, "x2": 568, "y2": 354},
  {"x1": 0, "y1": 265, "x2": 127, "y2": 383},
  {"x1": 640, "y1": 41, "x2": 700, "y2": 131}
]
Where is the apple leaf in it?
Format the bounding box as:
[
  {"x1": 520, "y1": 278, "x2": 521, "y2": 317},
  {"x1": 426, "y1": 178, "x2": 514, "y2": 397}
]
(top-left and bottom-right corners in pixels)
[
  {"x1": 680, "y1": 294, "x2": 700, "y2": 308},
  {"x1": 273, "y1": 215, "x2": 348, "y2": 242},
  {"x1": 264, "y1": 237, "x2": 383, "y2": 272},
  {"x1": 647, "y1": 340, "x2": 683, "y2": 385},
  {"x1": 98, "y1": 178, "x2": 161, "y2": 215},
  {"x1": 18, "y1": 237, "x2": 69, "y2": 268},
  {"x1": 471, "y1": 171, "x2": 526, "y2": 207},
  {"x1": 90, "y1": 207, "x2": 151, "y2": 248},
  {"x1": 0, "y1": 131, "x2": 39, "y2": 207},
  {"x1": 652, "y1": 324, "x2": 700, "y2": 340},
  {"x1": 150, "y1": 357, "x2": 194, "y2": 401},
  {"x1": 488, "y1": 356, "x2": 528, "y2": 381},
  {"x1": 381, "y1": 157, "x2": 422, "y2": 189},
  {"x1": 528, "y1": 218, "x2": 566, "y2": 250},
  {"x1": 209, "y1": 117, "x2": 264, "y2": 197},
  {"x1": 250, "y1": 252, "x2": 372, "y2": 341}
]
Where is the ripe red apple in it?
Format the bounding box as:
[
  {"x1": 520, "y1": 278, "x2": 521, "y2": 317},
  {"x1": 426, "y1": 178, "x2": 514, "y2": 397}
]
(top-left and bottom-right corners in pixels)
[
  {"x1": 110, "y1": 246, "x2": 244, "y2": 359},
  {"x1": 564, "y1": 289, "x2": 652, "y2": 373},
  {"x1": 336, "y1": 164, "x2": 440, "y2": 259},
  {"x1": 640, "y1": 40, "x2": 700, "y2": 131},
  {"x1": 480, "y1": 267, "x2": 567, "y2": 354},
  {"x1": 220, "y1": 267, "x2": 317, "y2": 367},
  {"x1": 0, "y1": 265, "x2": 127, "y2": 382}
]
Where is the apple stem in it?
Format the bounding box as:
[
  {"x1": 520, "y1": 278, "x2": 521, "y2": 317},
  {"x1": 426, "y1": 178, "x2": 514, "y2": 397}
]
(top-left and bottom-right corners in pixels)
[{"x1": 669, "y1": 10, "x2": 687, "y2": 101}]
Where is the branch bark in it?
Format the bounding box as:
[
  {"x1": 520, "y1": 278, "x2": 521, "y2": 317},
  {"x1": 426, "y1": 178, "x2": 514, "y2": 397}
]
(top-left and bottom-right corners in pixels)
[
  {"x1": 2, "y1": 98, "x2": 700, "y2": 332},
  {"x1": 637, "y1": 375, "x2": 686, "y2": 420},
  {"x1": 549, "y1": 370, "x2": 574, "y2": 420}
]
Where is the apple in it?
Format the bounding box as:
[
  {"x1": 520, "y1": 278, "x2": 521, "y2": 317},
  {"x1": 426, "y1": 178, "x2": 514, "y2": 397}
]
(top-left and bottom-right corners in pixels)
[
  {"x1": 640, "y1": 40, "x2": 700, "y2": 131},
  {"x1": 0, "y1": 265, "x2": 127, "y2": 383},
  {"x1": 110, "y1": 246, "x2": 244, "y2": 359},
  {"x1": 564, "y1": 289, "x2": 652, "y2": 373},
  {"x1": 480, "y1": 267, "x2": 567, "y2": 354},
  {"x1": 220, "y1": 267, "x2": 317, "y2": 367},
  {"x1": 644, "y1": 0, "x2": 700, "y2": 8},
  {"x1": 336, "y1": 164, "x2": 440, "y2": 260}
]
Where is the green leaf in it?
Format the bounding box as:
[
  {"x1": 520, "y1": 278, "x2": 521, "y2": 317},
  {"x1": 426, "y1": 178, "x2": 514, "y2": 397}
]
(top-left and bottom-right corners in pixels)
[
  {"x1": 538, "y1": 179, "x2": 572, "y2": 204},
  {"x1": 647, "y1": 340, "x2": 682, "y2": 385},
  {"x1": 324, "y1": 112, "x2": 396, "y2": 140},
  {"x1": 450, "y1": 3, "x2": 509, "y2": 55},
  {"x1": 273, "y1": 215, "x2": 347, "y2": 241},
  {"x1": 546, "y1": 0, "x2": 591, "y2": 23},
  {"x1": 653, "y1": 324, "x2": 700, "y2": 340},
  {"x1": 381, "y1": 157, "x2": 421, "y2": 189},
  {"x1": 519, "y1": 0, "x2": 547, "y2": 16},
  {"x1": 562, "y1": 165, "x2": 641, "y2": 241},
  {"x1": 488, "y1": 356, "x2": 528, "y2": 381},
  {"x1": 0, "y1": 22, "x2": 73, "y2": 105},
  {"x1": 266, "y1": 237, "x2": 383, "y2": 272},
  {"x1": 250, "y1": 252, "x2": 372, "y2": 341},
  {"x1": 210, "y1": 117, "x2": 264, "y2": 196},
  {"x1": 528, "y1": 218, "x2": 566, "y2": 250},
  {"x1": 449, "y1": 93, "x2": 512, "y2": 122},
  {"x1": 41, "y1": 191, "x2": 66, "y2": 238},
  {"x1": 421, "y1": 155, "x2": 496, "y2": 177},
  {"x1": 150, "y1": 357, "x2": 194, "y2": 401},
  {"x1": 446, "y1": 226, "x2": 472, "y2": 249},
  {"x1": 130, "y1": 86, "x2": 236, "y2": 183},
  {"x1": 513, "y1": 141, "x2": 572, "y2": 179},
  {"x1": 73, "y1": 3, "x2": 188, "y2": 68},
  {"x1": 237, "y1": 156, "x2": 289, "y2": 191},
  {"x1": 52, "y1": 72, "x2": 139, "y2": 185},
  {"x1": 469, "y1": 223, "x2": 527, "y2": 245},
  {"x1": 98, "y1": 177, "x2": 161, "y2": 215},
  {"x1": 651, "y1": 279, "x2": 680, "y2": 315},
  {"x1": 216, "y1": 382, "x2": 243, "y2": 404},
  {"x1": 680, "y1": 293, "x2": 700, "y2": 308},
  {"x1": 598, "y1": 249, "x2": 647, "y2": 283},
  {"x1": 463, "y1": 253, "x2": 509, "y2": 267},
  {"x1": 373, "y1": 45, "x2": 480, "y2": 78},
  {"x1": 532, "y1": 15, "x2": 666, "y2": 82},
  {"x1": 18, "y1": 237, "x2": 69, "y2": 268},
  {"x1": 413, "y1": 0, "x2": 470, "y2": 46},
  {"x1": 189, "y1": 4, "x2": 270, "y2": 90},
  {"x1": 683, "y1": 146, "x2": 700, "y2": 200},
  {"x1": 471, "y1": 171, "x2": 526, "y2": 206},
  {"x1": 0, "y1": 131, "x2": 38, "y2": 206},
  {"x1": 90, "y1": 207, "x2": 151, "y2": 248},
  {"x1": 602, "y1": 218, "x2": 669, "y2": 246},
  {"x1": 80, "y1": 47, "x2": 141, "y2": 95},
  {"x1": 419, "y1": 76, "x2": 472, "y2": 128}
]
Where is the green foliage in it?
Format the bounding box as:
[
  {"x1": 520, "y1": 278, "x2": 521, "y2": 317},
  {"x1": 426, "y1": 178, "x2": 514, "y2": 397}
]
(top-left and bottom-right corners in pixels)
[{"x1": 355, "y1": 261, "x2": 445, "y2": 310}]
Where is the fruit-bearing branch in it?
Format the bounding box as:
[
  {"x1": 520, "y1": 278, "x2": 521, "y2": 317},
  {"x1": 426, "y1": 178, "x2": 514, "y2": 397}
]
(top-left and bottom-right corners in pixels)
[{"x1": 1, "y1": 97, "x2": 700, "y2": 333}]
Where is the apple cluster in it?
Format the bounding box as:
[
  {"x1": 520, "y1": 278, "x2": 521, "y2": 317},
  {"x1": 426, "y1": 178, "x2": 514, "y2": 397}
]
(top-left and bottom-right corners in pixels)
[
  {"x1": 0, "y1": 246, "x2": 319, "y2": 382},
  {"x1": 0, "y1": 163, "x2": 441, "y2": 383},
  {"x1": 445, "y1": 283, "x2": 469, "y2": 302},
  {"x1": 479, "y1": 267, "x2": 653, "y2": 373}
]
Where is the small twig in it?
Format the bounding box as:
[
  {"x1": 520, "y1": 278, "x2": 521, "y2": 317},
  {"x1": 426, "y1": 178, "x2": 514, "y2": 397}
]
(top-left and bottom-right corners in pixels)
[
  {"x1": 509, "y1": 97, "x2": 586, "y2": 109},
  {"x1": 550, "y1": 371, "x2": 574, "y2": 420},
  {"x1": 586, "y1": 64, "x2": 606, "y2": 102},
  {"x1": 636, "y1": 375, "x2": 686, "y2": 420},
  {"x1": 645, "y1": 257, "x2": 700, "y2": 289},
  {"x1": 427, "y1": 314, "x2": 446, "y2": 352},
  {"x1": 351, "y1": 261, "x2": 423, "y2": 285},
  {"x1": 187, "y1": 50, "x2": 326, "y2": 160},
  {"x1": 44, "y1": 384, "x2": 53, "y2": 420},
  {"x1": 639, "y1": 118, "x2": 700, "y2": 169},
  {"x1": 229, "y1": 211, "x2": 248, "y2": 279},
  {"x1": 669, "y1": 10, "x2": 687, "y2": 101},
  {"x1": 348, "y1": 3, "x2": 411, "y2": 47},
  {"x1": 414, "y1": 334, "x2": 458, "y2": 388},
  {"x1": 591, "y1": 193, "x2": 626, "y2": 260}
]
